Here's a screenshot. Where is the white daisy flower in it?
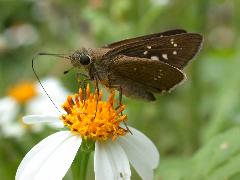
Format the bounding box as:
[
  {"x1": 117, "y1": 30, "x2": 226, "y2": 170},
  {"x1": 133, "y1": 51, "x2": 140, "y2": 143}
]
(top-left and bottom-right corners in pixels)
[
  {"x1": 0, "y1": 77, "x2": 69, "y2": 137},
  {"x1": 16, "y1": 85, "x2": 159, "y2": 180}
]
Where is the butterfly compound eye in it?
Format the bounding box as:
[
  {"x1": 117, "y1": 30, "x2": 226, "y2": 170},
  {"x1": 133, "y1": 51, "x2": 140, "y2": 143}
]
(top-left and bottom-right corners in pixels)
[{"x1": 80, "y1": 55, "x2": 91, "y2": 65}]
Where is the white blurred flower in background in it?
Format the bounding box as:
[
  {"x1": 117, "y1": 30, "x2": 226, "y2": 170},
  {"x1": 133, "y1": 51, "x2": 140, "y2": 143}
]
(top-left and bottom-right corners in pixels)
[
  {"x1": 151, "y1": 0, "x2": 169, "y2": 6},
  {"x1": 3, "y1": 23, "x2": 39, "y2": 49},
  {"x1": 0, "y1": 77, "x2": 69, "y2": 138}
]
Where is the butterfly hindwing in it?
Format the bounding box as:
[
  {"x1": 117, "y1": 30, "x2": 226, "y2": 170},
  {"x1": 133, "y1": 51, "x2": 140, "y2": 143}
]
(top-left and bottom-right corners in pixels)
[{"x1": 110, "y1": 55, "x2": 185, "y2": 92}]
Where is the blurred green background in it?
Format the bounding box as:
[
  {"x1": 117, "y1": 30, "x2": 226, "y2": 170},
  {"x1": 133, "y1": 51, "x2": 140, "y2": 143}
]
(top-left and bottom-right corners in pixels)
[{"x1": 0, "y1": 0, "x2": 240, "y2": 179}]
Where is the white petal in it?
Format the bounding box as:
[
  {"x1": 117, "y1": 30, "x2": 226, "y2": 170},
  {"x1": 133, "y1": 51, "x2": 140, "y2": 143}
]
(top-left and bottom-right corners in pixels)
[
  {"x1": 0, "y1": 97, "x2": 19, "y2": 124},
  {"x1": 23, "y1": 115, "x2": 64, "y2": 130},
  {"x1": 117, "y1": 127, "x2": 160, "y2": 180},
  {"x1": 94, "y1": 140, "x2": 131, "y2": 180},
  {"x1": 23, "y1": 115, "x2": 62, "y2": 124},
  {"x1": 24, "y1": 115, "x2": 64, "y2": 128},
  {"x1": 47, "y1": 122, "x2": 65, "y2": 129},
  {"x1": 16, "y1": 131, "x2": 81, "y2": 180}
]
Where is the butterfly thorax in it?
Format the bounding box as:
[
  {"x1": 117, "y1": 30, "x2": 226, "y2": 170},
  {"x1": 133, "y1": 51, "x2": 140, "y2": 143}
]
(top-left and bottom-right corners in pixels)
[{"x1": 87, "y1": 48, "x2": 113, "y2": 85}]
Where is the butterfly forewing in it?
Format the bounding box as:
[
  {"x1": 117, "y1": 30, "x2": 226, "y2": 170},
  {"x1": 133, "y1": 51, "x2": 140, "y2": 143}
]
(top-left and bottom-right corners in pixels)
[
  {"x1": 105, "y1": 33, "x2": 203, "y2": 69},
  {"x1": 111, "y1": 56, "x2": 185, "y2": 92},
  {"x1": 104, "y1": 29, "x2": 187, "y2": 49}
]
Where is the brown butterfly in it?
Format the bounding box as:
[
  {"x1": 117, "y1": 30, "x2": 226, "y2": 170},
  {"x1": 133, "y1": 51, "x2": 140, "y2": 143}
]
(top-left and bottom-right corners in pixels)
[{"x1": 33, "y1": 29, "x2": 203, "y2": 102}]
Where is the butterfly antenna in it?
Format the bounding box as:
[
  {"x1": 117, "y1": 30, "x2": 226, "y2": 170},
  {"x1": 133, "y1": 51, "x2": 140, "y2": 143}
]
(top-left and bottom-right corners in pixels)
[{"x1": 31, "y1": 52, "x2": 70, "y2": 114}]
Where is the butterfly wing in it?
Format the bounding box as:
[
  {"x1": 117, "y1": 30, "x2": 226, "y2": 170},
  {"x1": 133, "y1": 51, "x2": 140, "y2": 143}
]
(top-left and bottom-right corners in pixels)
[
  {"x1": 103, "y1": 29, "x2": 187, "y2": 48},
  {"x1": 105, "y1": 33, "x2": 203, "y2": 69},
  {"x1": 110, "y1": 55, "x2": 185, "y2": 92}
]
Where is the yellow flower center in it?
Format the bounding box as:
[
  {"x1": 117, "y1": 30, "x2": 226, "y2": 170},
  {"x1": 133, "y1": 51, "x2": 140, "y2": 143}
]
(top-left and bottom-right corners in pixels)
[
  {"x1": 60, "y1": 85, "x2": 128, "y2": 141},
  {"x1": 8, "y1": 82, "x2": 37, "y2": 103}
]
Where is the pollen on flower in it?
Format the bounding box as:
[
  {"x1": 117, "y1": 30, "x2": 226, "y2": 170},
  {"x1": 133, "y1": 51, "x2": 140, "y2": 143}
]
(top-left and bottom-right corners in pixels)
[
  {"x1": 8, "y1": 82, "x2": 37, "y2": 103},
  {"x1": 60, "y1": 84, "x2": 128, "y2": 141}
]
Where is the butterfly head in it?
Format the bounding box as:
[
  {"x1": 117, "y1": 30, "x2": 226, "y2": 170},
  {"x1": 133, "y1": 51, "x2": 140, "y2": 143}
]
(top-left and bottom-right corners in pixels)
[{"x1": 70, "y1": 49, "x2": 92, "y2": 68}]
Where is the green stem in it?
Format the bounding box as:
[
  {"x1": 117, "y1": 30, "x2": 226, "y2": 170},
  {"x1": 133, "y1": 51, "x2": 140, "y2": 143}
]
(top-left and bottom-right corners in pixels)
[
  {"x1": 79, "y1": 151, "x2": 91, "y2": 180},
  {"x1": 72, "y1": 150, "x2": 91, "y2": 180}
]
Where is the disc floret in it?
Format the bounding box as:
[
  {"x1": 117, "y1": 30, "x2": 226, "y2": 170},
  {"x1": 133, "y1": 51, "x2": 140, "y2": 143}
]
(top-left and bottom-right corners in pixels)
[{"x1": 60, "y1": 85, "x2": 127, "y2": 141}]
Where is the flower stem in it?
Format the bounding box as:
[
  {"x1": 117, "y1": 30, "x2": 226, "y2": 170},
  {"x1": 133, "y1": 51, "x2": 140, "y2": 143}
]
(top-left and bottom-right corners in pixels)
[
  {"x1": 79, "y1": 150, "x2": 91, "y2": 180},
  {"x1": 72, "y1": 150, "x2": 91, "y2": 180}
]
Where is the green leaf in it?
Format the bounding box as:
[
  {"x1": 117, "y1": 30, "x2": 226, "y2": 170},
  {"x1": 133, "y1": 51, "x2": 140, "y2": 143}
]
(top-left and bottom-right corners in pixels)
[
  {"x1": 155, "y1": 157, "x2": 190, "y2": 180},
  {"x1": 188, "y1": 127, "x2": 240, "y2": 180}
]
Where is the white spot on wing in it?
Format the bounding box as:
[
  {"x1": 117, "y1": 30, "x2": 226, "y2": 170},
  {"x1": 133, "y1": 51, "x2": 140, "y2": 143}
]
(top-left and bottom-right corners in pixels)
[
  {"x1": 173, "y1": 51, "x2": 177, "y2": 55},
  {"x1": 147, "y1": 46, "x2": 151, "y2": 49},
  {"x1": 133, "y1": 67, "x2": 137, "y2": 71},
  {"x1": 174, "y1": 43, "x2": 177, "y2": 47},
  {"x1": 154, "y1": 77, "x2": 157, "y2": 81},
  {"x1": 151, "y1": 56, "x2": 159, "y2": 60},
  {"x1": 143, "y1": 51, "x2": 148, "y2": 55},
  {"x1": 162, "y1": 54, "x2": 168, "y2": 60},
  {"x1": 157, "y1": 75, "x2": 161, "y2": 79}
]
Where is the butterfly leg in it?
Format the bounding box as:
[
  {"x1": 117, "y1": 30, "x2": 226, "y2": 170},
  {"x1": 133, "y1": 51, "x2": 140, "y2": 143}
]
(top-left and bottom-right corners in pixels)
[
  {"x1": 93, "y1": 77, "x2": 100, "y2": 120},
  {"x1": 106, "y1": 73, "x2": 123, "y2": 108},
  {"x1": 76, "y1": 72, "x2": 90, "y2": 87},
  {"x1": 63, "y1": 67, "x2": 74, "y2": 74},
  {"x1": 106, "y1": 84, "x2": 122, "y2": 109},
  {"x1": 76, "y1": 72, "x2": 91, "y2": 105},
  {"x1": 91, "y1": 65, "x2": 102, "y2": 120},
  {"x1": 108, "y1": 84, "x2": 132, "y2": 134},
  {"x1": 77, "y1": 71, "x2": 99, "y2": 120}
]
